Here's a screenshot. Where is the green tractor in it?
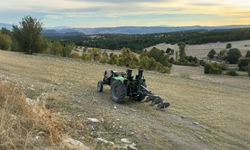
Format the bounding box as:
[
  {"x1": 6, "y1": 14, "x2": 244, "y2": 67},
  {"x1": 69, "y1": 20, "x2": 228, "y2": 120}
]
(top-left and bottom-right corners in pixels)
[{"x1": 97, "y1": 69, "x2": 170, "y2": 110}]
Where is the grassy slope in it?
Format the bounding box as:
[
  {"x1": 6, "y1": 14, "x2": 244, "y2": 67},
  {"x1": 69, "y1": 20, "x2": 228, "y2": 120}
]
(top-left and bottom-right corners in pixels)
[{"x1": 0, "y1": 50, "x2": 250, "y2": 149}]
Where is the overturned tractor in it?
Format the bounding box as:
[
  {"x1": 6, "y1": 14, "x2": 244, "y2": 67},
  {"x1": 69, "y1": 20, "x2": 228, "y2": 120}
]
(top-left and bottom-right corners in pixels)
[{"x1": 97, "y1": 69, "x2": 170, "y2": 110}]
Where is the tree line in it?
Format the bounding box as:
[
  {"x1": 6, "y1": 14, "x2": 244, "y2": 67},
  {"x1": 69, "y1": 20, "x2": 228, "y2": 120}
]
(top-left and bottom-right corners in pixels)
[{"x1": 45, "y1": 27, "x2": 250, "y2": 53}]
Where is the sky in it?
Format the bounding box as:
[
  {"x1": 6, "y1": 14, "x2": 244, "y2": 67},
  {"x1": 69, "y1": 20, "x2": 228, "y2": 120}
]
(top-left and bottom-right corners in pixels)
[{"x1": 0, "y1": 0, "x2": 250, "y2": 28}]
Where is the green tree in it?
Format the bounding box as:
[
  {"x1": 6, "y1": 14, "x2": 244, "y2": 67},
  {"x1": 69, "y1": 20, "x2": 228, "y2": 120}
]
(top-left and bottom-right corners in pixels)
[
  {"x1": 238, "y1": 58, "x2": 250, "y2": 71},
  {"x1": 1, "y1": 27, "x2": 11, "y2": 36},
  {"x1": 12, "y1": 16, "x2": 44, "y2": 54},
  {"x1": 207, "y1": 49, "x2": 217, "y2": 59},
  {"x1": 82, "y1": 53, "x2": 90, "y2": 61},
  {"x1": 226, "y1": 48, "x2": 242, "y2": 64},
  {"x1": 140, "y1": 56, "x2": 157, "y2": 70},
  {"x1": 50, "y1": 41, "x2": 63, "y2": 55},
  {"x1": 218, "y1": 49, "x2": 227, "y2": 59},
  {"x1": 108, "y1": 54, "x2": 119, "y2": 65},
  {"x1": 245, "y1": 50, "x2": 250, "y2": 57},
  {"x1": 226, "y1": 43, "x2": 232, "y2": 49},
  {"x1": 61, "y1": 42, "x2": 75, "y2": 57},
  {"x1": 119, "y1": 47, "x2": 140, "y2": 68},
  {"x1": 247, "y1": 63, "x2": 250, "y2": 76},
  {"x1": 0, "y1": 31, "x2": 12, "y2": 50},
  {"x1": 166, "y1": 48, "x2": 171, "y2": 53},
  {"x1": 89, "y1": 48, "x2": 101, "y2": 61},
  {"x1": 179, "y1": 44, "x2": 186, "y2": 61}
]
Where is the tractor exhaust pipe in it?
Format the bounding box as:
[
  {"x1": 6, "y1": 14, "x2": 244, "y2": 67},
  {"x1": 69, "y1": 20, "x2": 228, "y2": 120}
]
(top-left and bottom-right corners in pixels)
[
  {"x1": 126, "y1": 69, "x2": 132, "y2": 81},
  {"x1": 138, "y1": 69, "x2": 143, "y2": 80}
]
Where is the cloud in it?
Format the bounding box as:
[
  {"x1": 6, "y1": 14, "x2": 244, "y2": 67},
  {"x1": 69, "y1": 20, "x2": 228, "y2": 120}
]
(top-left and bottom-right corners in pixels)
[{"x1": 46, "y1": 15, "x2": 62, "y2": 19}]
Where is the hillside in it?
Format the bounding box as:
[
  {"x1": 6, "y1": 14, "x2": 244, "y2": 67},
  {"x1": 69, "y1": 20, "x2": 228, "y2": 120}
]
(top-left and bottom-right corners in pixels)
[{"x1": 0, "y1": 50, "x2": 250, "y2": 149}]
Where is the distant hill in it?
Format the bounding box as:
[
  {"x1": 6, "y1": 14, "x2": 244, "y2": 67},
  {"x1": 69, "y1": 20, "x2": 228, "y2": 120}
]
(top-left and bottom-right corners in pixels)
[
  {"x1": 41, "y1": 25, "x2": 250, "y2": 36},
  {"x1": 0, "y1": 23, "x2": 12, "y2": 30},
  {"x1": 1, "y1": 22, "x2": 250, "y2": 35}
]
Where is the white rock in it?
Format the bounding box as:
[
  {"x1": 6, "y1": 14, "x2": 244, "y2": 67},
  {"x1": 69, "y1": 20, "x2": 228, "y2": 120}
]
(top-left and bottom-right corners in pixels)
[
  {"x1": 42, "y1": 93, "x2": 46, "y2": 96},
  {"x1": 129, "y1": 145, "x2": 138, "y2": 150},
  {"x1": 63, "y1": 138, "x2": 89, "y2": 150},
  {"x1": 28, "y1": 87, "x2": 35, "y2": 91},
  {"x1": 121, "y1": 138, "x2": 131, "y2": 144},
  {"x1": 96, "y1": 138, "x2": 108, "y2": 144},
  {"x1": 26, "y1": 98, "x2": 35, "y2": 105},
  {"x1": 114, "y1": 106, "x2": 117, "y2": 109},
  {"x1": 116, "y1": 146, "x2": 128, "y2": 150},
  {"x1": 131, "y1": 143, "x2": 136, "y2": 147},
  {"x1": 87, "y1": 118, "x2": 100, "y2": 123},
  {"x1": 36, "y1": 136, "x2": 40, "y2": 139},
  {"x1": 109, "y1": 141, "x2": 114, "y2": 146},
  {"x1": 193, "y1": 122, "x2": 199, "y2": 125},
  {"x1": 37, "y1": 131, "x2": 45, "y2": 135}
]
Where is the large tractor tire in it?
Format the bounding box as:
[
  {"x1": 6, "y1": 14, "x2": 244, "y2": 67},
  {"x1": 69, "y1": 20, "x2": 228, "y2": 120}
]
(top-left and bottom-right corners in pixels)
[
  {"x1": 111, "y1": 80, "x2": 127, "y2": 104},
  {"x1": 135, "y1": 83, "x2": 147, "y2": 102},
  {"x1": 97, "y1": 80, "x2": 103, "y2": 92}
]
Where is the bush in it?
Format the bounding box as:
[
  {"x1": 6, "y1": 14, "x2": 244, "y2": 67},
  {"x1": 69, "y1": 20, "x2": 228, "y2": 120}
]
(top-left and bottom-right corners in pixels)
[
  {"x1": 99, "y1": 55, "x2": 109, "y2": 63},
  {"x1": 82, "y1": 53, "x2": 90, "y2": 61},
  {"x1": 247, "y1": 63, "x2": 250, "y2": 76},
  {"x1": 207, "y1": 49, "x2": 216, "y2": 59},
  {"x1": 226, "y1": 43, "x2": 232, "y2": 49},
  {"x1": 69, "y1": 53, "x2": 80, "y2": 59},
  {"x1": 238, "y1": 58, "x2": 250, "y2": 71},
  {"x1": 245, "y1": 51, "x2": 250, "y2": 57},
  {"x1": 226, "y1": 70, "x2": 239, "y2": 76},
  {"x1": 140, "y1": 56, "x2": 158, "y2": 70},
  {"x1": 0, "y1": 31, "x2": 12, "y2": 50},
  {"x1": 204, "y1": 63, "x2": 222, "y2": 74},
  {"x1": 226, "y1": 48, "x2": 242, "y2": 64},
  {"x1": 108, "y1": 54, "x2": 119, "y2": 65}
]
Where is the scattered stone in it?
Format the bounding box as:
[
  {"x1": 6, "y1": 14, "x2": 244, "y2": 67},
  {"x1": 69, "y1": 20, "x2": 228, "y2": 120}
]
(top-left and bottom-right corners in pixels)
[
  {"x1": 42, "y1": 93, "x2": 46, "y2": 96},
  {"x1": 26, "y1": 98, "x2": 36, "y2": 105},
  {"x1": 37, "y1": 131, "x2": 45, "y2": 135},
  {"x1": 87, "y1": 118, "x2": 100, "y2": 123},
  {"x1": 200, "y1": 136, "x2": 203, "y2": 140},
  {"x1": 130, "y1": 143, "x2": 136, "y2": 147},
  {"x1": 193, "y1": 122, "x2": 199, "y2": 125},
  {"x1": 114, "y1": 106, "x2": 117, "y2": 109},
  {"x1": 128, "y1": 145, "x2": 138, "y2": 150},
  {"x1": 63, "y1": 138, "x2": 89, "y2": 150},
  {"x1": 130, "y1": 132, "x2": 134, "y2": 135},
  {"x1": 96, "y1": 138, "x2": 108, "y2": 144},
  {"x1": 121, "y1": 138, "x2": 132, "y2": 144},
  {"x1": 116, "y1": 146, "x2": 128, "y2": 150},
  {"x1": 10, "y1": 114, "x2": 17, "y2": 120},
  {"x1": 36, "y1": 136, "x2": 40, "y2": 139},
  {"x1": 117, "y1": 119, "x2": 120, "y2": 121},
  {"x1": 181, "y1": 116, "x2": 187, "y2": 119},
  {"x1": 28, "y1": 87, "x2": 35, "y2": 91},
  {"x1": 100, "y1": 118, "x2": 104, "y2": 122},
  {"x1": 109, "y1": 141, "x2": 114, "y2": 146},
  {"x1": 31, "y1": 84, "x2": 34, "y2": 87},
  {"x1": 124, "y1": 112, "x2": 129, "y2": 115},
  {"x1": 90, "y1": 125, "x2": 95, "y2": 131},
  {"x1": 119, "y1": 126, "x2": 122, "y2": 129}
]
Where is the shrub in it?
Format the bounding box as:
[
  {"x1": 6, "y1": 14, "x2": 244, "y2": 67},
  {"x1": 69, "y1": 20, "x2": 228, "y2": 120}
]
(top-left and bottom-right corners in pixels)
[
  {"x1": 226, "y1": 48, "x2": 242, "y2": 64},
  {"x1": 207, "y1": 49, "x2": 217, "y2": 59},
  {"x1": 82, "y1": 53, "x2": 90, "y2": 61},
  {"x1": 0, "y1": 31, "x2": 12, "y2": 50},
  {"x1": 238, "y1": 58, "x2": 250, "y2": 71},
  {"x1": 108, "y1": 54, "x2": 119, "y2": 65},
  {"x1": 245, "y1": 51, "x2": 250, "y2": 57},
  {"x1": 69, "y1": 53, "x2": 80, "y2": 59},
  {"x1": 140, "y1": 56, "x2": 158, "y2": 70},
  {"x1": 99, "y1": 55, "x2": 109, "y2": 63},
  {"x1": 226, "y1": 70, "x2": 239, "y2": 76},
  {"x1": 226, "y1": 43, "x2": 232, "y2": 49},
  {"x1": 204, "y1": 63, "x2": 222, "y2": 74},
  {"x1": 247, "y1": 63, "x2": 250, "y2": 76}
]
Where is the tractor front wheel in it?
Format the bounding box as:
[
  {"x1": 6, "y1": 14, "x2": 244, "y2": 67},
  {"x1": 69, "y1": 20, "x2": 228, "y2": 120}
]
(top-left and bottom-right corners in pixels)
[
  {"x1": 111, "y1": 80, "x2": 126, "y2": 104},
  {"x1": 97, "y1": 80, "x2": 103, "y2": 92}
]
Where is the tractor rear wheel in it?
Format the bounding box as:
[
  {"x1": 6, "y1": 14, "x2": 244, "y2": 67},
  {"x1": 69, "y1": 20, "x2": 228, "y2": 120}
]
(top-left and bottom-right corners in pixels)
[
  {"x1": 135, "y1": 83, "x2": 147, "y2": 102},
  {"x1": 111, "y1": 80, "x2": 126, "y2": 104},
  {"x1": 97, "y1": 80, "x2": 103, "y2": 92}
]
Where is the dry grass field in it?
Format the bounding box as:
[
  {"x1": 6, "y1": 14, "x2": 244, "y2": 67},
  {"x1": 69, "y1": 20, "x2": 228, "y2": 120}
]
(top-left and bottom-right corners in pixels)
[
  {"x1": 145, "y1": 40, "x2": 250, "y2": 59},
  {"x1": 0, "y1": 50, "x2": 250, "y2": 149}
]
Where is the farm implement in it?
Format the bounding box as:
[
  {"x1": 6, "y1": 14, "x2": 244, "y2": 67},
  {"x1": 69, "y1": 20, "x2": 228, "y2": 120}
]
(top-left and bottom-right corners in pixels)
[{"x1": 97, "y1": 69, "x2": 170, "y2": 110}]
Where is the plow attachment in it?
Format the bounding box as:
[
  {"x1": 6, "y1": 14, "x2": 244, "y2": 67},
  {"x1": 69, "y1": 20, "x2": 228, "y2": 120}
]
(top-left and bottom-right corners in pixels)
[{"x1": 139, "y1": 84, "x2": 170, "y2": 110}]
